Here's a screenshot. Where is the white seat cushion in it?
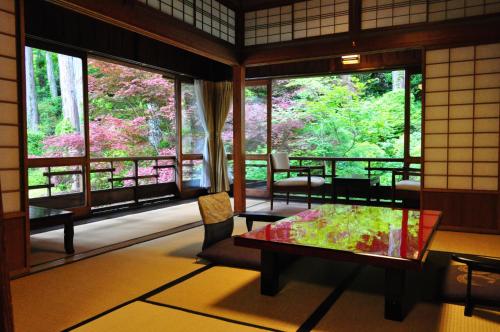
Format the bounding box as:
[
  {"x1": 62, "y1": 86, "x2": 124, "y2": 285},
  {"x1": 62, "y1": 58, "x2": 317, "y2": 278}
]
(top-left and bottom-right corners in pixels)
[
  {"x1": 274, "y1": 176, "x2": 325, "y2": 187},
  {"x1": 396, "y1": 180, "x2": 421, "y2": 191}
]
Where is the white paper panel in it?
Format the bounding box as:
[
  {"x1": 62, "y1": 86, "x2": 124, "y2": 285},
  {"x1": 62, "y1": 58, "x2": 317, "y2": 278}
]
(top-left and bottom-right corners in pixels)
[
  {"x1": 0, "y1": 102, "x2": 18, "y2": 124},
  {"x1": 0, "y1": 170, "x2": 19, "y2": 191},
  {"x1": 424, "y1": 175, "x2": 447, "y2": 188},
  {"x1": 0, "y1": 148, "x2": 19, "y2": 168},
  {"x1": 448, "y1": 176, "x2": 472, "y2": 189},
  {"x1": 425, "y1": 162, "x2": 447, "y2": 174},
  {"x1": 1, "y1": 192, "x2": 20, "y2": 213},
  {"x1": 0, "y1": 125, "x2": 18, "y2": 146},
  {"x1": 473, "y1": 177, "x2": 498, "y2": 190},
  {"x1": 425, "y1": 134, "x2": 448, "y2": 147}
]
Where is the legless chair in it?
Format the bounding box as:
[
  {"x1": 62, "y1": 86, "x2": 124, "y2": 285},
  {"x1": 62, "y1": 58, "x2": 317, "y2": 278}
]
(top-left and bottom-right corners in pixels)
[
  {"x1": 197, "y1": 192, "x2": 260, "y2": 270},
  {"x1": 442, "y1": 254, "x2": 500, "y2": 316},
  {"x1": 269, "y1": 152, "x2": 325, "y2": 210}
]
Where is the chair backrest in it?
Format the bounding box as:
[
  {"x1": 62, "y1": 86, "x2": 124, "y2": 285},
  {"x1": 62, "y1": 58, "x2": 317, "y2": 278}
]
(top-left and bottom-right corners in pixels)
[
  {"x1": 198, "y1": 192, "x2": 234, "y2": 249},
  {"x1": 270, "y1": 152, "x2": 290, "y2": 170}
]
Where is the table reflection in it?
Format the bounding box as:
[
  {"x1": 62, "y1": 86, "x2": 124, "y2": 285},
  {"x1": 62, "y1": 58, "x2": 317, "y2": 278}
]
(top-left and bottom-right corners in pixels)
[{"x1": 240, "y1": 204, "x2": 440, "y2": 260}]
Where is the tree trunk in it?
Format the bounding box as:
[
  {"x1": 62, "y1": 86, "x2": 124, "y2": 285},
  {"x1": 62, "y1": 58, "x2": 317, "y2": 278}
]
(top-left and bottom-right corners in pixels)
[
  {"x1": 0, "y1": 179, "x2": 15, "y2": 332},
  {"x1": 58, "y1": 54, "x2": 80, "y2": 133},
  {"x1": 147, "y1": 103, "x2": 162, "y2": 154},
  {"x1": 340, "y1": 75, "x2": 356, "y2": 93},
  {"x1": 25, "y1": 46, "x2": 39, "y2": 132},
  {"x1": 45, "y1": 52, "x2": 58, "y2": 98},
  {"x1": 72, "y1": 58, "x2": 84, "y2": 117},
  {"x1": 392, "y1": 71, "x2": 405, "y2": 91}
]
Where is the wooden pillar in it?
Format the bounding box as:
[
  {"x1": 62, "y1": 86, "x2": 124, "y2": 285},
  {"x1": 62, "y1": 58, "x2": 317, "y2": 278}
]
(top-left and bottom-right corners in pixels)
[
  {"x1": 233, "y1": 66, "x2": 246, "y2": 213},
  {"x1": 403, "y1": 69, "x2": 411, "y2": 166},
  {"x1": 175, "y1": 78, "x2": 183, "y2": 196},
  {"x1": 0, "y1": 180, "x2": 14, "y2": 332}
]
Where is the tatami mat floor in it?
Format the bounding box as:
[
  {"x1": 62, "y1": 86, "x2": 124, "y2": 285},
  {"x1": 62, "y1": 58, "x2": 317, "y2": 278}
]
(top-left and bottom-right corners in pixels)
[
  {"x1": 12, "y1": 200, "x2": 500, "y2": 332},
  {"x1": 30, "y1": 198, "x2": 263, "y2": 266}
]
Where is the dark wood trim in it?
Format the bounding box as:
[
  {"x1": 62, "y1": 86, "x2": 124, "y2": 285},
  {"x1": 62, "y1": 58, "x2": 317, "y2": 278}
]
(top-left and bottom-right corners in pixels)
[
  {"x1": 239, "y1": 0, "x2": 296, "y2": 12},
  {"x1": 46, "y1": 0, "x2": 238, "y2": 65},
  {"x1": 242, "y1": 16, "x2": 500, "y2": 66},
  {"x1": 232, "y1": 65, "x2": 246, "y2": 213},
  {"x1": 404, "y1": 69, "x2": 411, "y2": 162},
  {"x1": 246, "y1": 50, "x2": 422, "y2": 79},
  {"x1": 17, "y1": 0, "x2": 29, "y2": 274},
  {"x1": 175, "y1": 78, "x2": 183, "y2": 194},
  {"x1": 0, "y1": 179, "x2": 14, "y2": 331},
  {"x1": 349, "y1": 0, "x2": 361, "y2": 35},
  {"x1": 82, "y1": 54, "x2": 91, "y2": 211}
]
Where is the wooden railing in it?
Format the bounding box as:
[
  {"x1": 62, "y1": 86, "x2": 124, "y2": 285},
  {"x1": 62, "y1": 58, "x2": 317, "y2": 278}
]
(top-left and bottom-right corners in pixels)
[{"x1": 244, "y1": 155, "x2": 421, "y2": 201}]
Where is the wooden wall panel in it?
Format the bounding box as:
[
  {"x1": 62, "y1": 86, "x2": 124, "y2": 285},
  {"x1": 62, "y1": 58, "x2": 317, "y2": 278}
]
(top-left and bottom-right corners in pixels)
[
  {"x1": 423, "y1": 42, "x2": 500, "y2": 233},
  {"x1": 0, "y1": 0, "x2": 28, "y2": 273},
  {"x1": 422, "y1": 191, "x2": 498, "y2": 233}
]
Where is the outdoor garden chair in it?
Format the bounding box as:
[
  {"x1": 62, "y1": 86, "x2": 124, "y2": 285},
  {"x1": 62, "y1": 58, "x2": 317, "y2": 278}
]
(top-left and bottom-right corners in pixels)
[{"x1": 269, "y1": 152, "x2": 325, "y2": 210}]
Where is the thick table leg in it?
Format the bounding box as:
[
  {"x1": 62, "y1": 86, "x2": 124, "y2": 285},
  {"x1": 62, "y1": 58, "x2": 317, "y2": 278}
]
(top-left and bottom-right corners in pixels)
[
  {"x1": 385, "y1": 268, "x2": 406, "y2": 321},
  {"x1": 64, "y1": 220, "x2": 75, "y2": 254},
  {"x1": 261, "y1": 250, "x2": 280, "y2": 296}
]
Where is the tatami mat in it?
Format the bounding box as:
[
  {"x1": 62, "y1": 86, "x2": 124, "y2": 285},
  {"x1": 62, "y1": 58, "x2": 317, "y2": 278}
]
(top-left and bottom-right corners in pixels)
[
  {"x1": 31, "y1": 198, "x2": 263, "y2": 265},
  {"x1": 13, "y1": 226, "x2": 207, "y2": 332},
  {"x1": 148, "y1": 260, "x2": 359, "y2": 331},
  {"x1": 313, "y1": 265, "x2": 500, "y2": 332},
  {"x1": 430, "y1": 231, "x2": 500, "y2": 257},
  {"x1": 70, "y1": 301, "x2": 265, "y2": 332}
]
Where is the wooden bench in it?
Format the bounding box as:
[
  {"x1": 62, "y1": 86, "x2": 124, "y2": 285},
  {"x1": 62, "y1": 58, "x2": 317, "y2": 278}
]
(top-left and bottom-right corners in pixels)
[{"x1": 29, "y1": 205, "x2": 74, "y2": 254}]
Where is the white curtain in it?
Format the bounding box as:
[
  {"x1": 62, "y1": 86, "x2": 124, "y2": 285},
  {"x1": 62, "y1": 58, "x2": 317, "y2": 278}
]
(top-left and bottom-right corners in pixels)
[{"x1": 194, "y1": 80, "x2": 214, "y2": 189}]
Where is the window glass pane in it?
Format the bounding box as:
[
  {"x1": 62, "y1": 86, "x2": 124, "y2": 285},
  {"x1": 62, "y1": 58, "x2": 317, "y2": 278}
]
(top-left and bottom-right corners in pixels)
[
  {"x1": 222, "y1": 107, "x2": 233, "y2": 154},
  {"x1": 88, "y1": 58, "x2": 176, "y2": 158},
  {"x1": 181, "y1": 83, "x2": 205, "y2": 154},
  {"x1": 245, "y1": 85, "x2": 267, "y2": 154},
  {"x1": 272, "y1": 73, "x2": 406, "y2": 158},
  {"x1": 272, "y1": 72, "x2": 407, "y2": 182},
  {"x1": 410, "y1": 74, "x2": 423, "y2": 157},
  {"x1": 25, "y1": 47, "x2": 85, "y2": 158}
]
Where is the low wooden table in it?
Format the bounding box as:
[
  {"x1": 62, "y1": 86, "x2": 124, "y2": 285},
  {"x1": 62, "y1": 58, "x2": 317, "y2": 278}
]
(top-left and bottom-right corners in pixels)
[
  {"x1": 29, "y1": 205, "x2": 74, "y2": 254},
  {"x1": 333, "y1": 174, "x2": 380, "y2": 202},
  {"x1": 235, "y1": 204, "x2": 442, "y2": 321}
]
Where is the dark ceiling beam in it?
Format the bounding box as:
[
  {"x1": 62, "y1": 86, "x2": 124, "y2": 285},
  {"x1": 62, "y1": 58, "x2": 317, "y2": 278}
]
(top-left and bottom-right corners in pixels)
[
  {"x1": 243, "y1": 15, "x2": 500, "y2": 66},
  {"x1": 46, "y1": 0, "x2": 238, "y2": 66},
  {"x1": 239, "y1": 0, "x2": 298, "y2": 12},
  {"x1": 246, "y1": 49, "x2": 422, "y2": 79}
]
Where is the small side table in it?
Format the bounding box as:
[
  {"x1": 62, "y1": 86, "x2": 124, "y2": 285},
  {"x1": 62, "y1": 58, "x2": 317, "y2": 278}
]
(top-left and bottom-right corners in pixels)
[
  {"x1": 29, "y1": 205, "x2": 74, "y2": 254},
  {"x1": 333, "y1": 175, "x2": 380, "y2": 203}
]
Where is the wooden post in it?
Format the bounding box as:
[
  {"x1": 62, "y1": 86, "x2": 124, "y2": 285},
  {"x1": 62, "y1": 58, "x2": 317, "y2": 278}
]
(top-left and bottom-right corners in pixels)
[
  {"x1": 175, "y1": 78, "x2": 183, "y2": 196},
  {"x1": 404, "y1": 69, "x2": 411, "y2": 167},
  {"x1": 0, "y1": 179, "x2": 15, "y2": 332},
  {"x1": 233, "y1": 66, "x2": 246, "y2": 213}
]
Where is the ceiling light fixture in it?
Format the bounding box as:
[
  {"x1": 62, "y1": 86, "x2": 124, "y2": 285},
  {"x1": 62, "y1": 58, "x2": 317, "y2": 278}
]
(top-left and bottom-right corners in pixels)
[{"x1": 341, "y1": 54, "x2": 360, "y2": 65}]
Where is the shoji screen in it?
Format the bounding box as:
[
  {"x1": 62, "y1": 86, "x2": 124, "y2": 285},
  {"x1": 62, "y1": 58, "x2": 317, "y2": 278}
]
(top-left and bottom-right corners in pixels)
[
  {"x1": 428, "y1": 0, "x2": 500, "y2": 22},
  {"x1": 139, "y1": 0, "x2": 236, "y2": 44},
  {"x1": 244, "y1": 5, "x2": 293, "y2": 46},
  {"x1": 293, "y1": 0, "x2": 349, "y2": 39},
  {"x1": 244, "y1": 0, "x2": 349, "y2": 46},
  {"x1": 361, "y1": 0, "x2": 427, "y2": 29},
  {"x1": 424, "y1": 43, "x2": 500, "y2": 191},
  {"x1": 0, "y1": 0, "x2": 21, "y2": 213}
]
